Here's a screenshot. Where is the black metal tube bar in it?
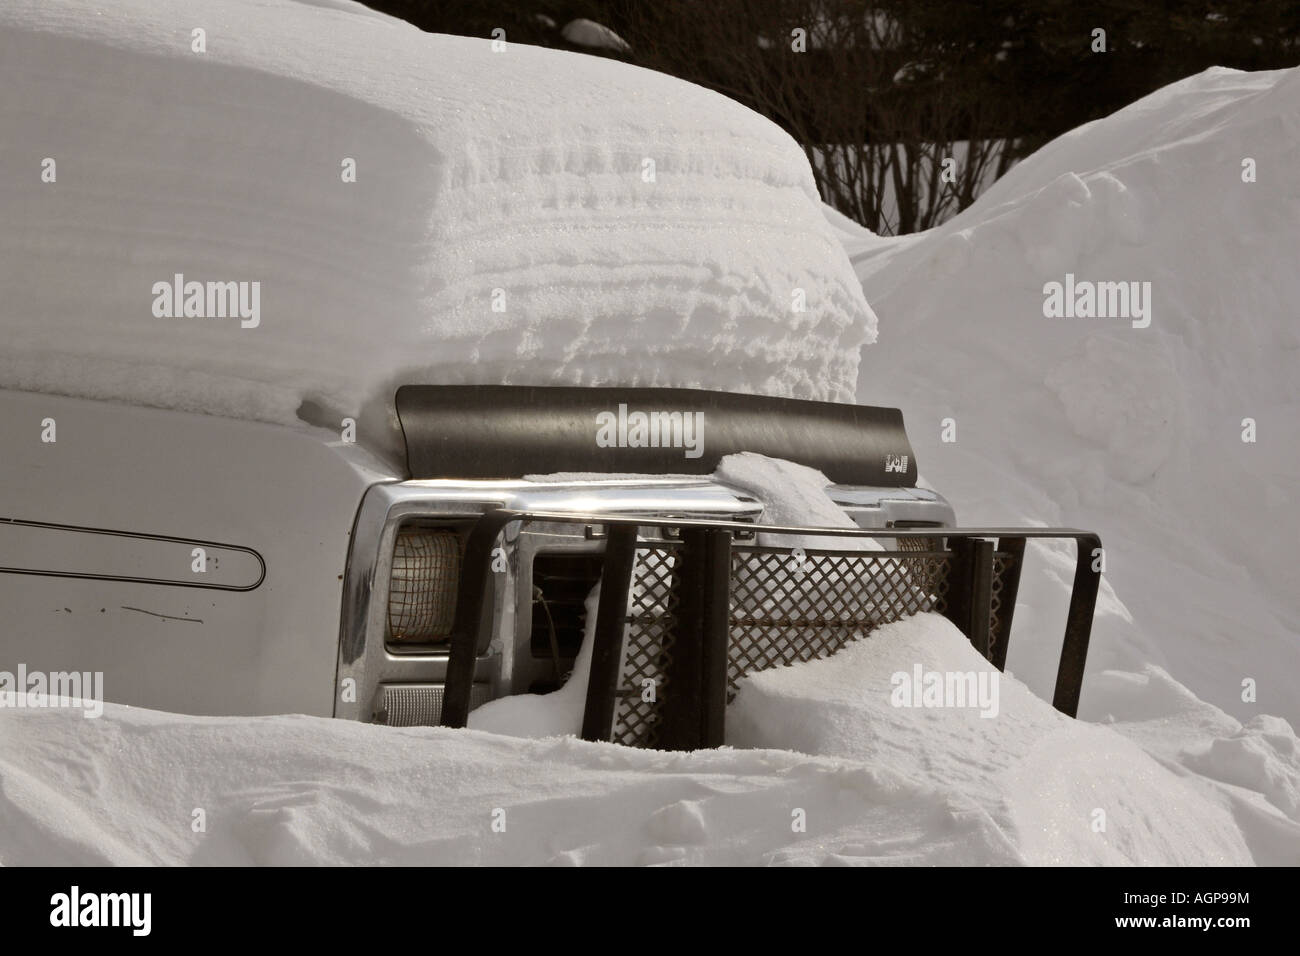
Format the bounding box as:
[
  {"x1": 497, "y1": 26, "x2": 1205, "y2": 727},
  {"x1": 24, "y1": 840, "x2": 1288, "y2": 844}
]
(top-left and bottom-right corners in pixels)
[{"x1": 580, "y1": 524, "x2": 639, "y2": 742}]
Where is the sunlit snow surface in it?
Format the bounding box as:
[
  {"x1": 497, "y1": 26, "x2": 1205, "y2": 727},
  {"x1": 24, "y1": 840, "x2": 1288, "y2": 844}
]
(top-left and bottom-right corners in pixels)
[
  {"x1": 0, "y1": 0, "x2": 872, "y2": 447},
  {"x1": 845, "y1": 65, "x2": 1300, "y2": 731}
]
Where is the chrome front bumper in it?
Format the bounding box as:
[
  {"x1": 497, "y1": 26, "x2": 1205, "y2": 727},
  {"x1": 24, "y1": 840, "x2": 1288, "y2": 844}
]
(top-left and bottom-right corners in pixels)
[{"x1": 333, "y1": 477, "x2": 955, "y2": 724}]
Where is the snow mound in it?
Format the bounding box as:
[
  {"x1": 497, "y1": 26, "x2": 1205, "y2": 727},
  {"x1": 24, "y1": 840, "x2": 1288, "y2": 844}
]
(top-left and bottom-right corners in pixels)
[
  {"x1": 846, "y1": 66, "x2": 1300, "y2": 726},
  {"x1": 0, "y1": 702, "x2": 1030, "y2": 865},
  {"x1": 7, "y1": 612, "x2": 1294, "y2": 865},
  {"x1": 728, "y1": 613, "x2": 1293, "y2": 865},
  {"x1": 0, "y1": 0, "x2": 871, "y2": 442}
]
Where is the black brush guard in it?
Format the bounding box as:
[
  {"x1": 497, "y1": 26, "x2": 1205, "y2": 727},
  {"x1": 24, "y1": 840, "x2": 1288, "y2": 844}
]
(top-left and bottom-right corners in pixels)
[{"x1": 440, "y1": 510, "x2": 1102, "y2": 750}]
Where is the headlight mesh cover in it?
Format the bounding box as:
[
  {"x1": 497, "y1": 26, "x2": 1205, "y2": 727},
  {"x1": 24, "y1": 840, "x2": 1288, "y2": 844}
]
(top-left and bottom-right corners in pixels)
[{"x1": 388, "y1": 529, "x2": 461, "y2": 641}]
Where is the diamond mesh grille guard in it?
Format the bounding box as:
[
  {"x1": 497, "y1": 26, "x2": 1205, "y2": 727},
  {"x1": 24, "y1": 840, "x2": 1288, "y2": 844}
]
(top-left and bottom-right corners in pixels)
[{"x1": 439, "y1": 510, "x2": 1101, "y2": 750}]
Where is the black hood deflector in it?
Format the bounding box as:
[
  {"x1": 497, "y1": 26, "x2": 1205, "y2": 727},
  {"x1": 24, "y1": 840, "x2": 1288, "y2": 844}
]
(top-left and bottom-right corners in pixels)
[{"x1": 394, "y1": 385, "x2": 918, "y2": 486}]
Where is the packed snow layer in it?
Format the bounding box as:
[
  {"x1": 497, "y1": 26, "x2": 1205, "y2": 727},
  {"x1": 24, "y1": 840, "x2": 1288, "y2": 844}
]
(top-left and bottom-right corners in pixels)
[
  {"x1": 0, "y1": 0, "x2": 872, "y2": 445},
  {"x1": 844, "y1": 66, "x2": 1300, "y2": 727},
  {"x1": 0, "y1": 698, "x2": 1023, "y2": 866},
  {"x1": 6, "y1": 611, "x2": 1295, "y2": 865}
]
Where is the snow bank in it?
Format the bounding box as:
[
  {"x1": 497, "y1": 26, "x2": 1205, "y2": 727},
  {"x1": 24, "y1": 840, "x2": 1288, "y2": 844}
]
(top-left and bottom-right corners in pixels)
[
  {"x1": 728, "y1": 613, "x2": 1296, "y2": 865},
  {"x1": 0, "y1": 0, "x2": 871, "y2": 448},
  {"x1": 0, "y1": 701, "x2": 1027, "y2": 866},
  {"x1": 1087, "y1": 667, "x2": 1300, "y2": 866},
  {"x1": 7, "y1": 612, "x2": 1293, "y2": 864},
  {"x1": 845, "y1": 66, "x2": 1300, "y2": 727}
]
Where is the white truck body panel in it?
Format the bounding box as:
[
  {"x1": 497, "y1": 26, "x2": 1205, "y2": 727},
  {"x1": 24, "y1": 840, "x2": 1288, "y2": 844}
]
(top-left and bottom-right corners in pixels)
[{"x1": 0, "y1": 389, "x2": 396, "y2": 716}]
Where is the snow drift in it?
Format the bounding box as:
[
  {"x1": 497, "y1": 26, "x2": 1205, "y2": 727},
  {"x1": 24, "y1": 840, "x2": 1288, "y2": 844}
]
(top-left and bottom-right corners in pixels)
[
  {"x1": 0, "y1": 0, "x2": 871, "y2": 444},
  {"x1": 846, "y1": 66, "x2": 1300, "y2": 728},
  {"x1": 0, "y1": 698, "x2": 1045, "y2": 866},
  {"x1": 729, "y1": 613, "x2": 1299, "y2": 866},
  {"x1": 5, "y1": 610, "x2": 1295, "y2": 865}
]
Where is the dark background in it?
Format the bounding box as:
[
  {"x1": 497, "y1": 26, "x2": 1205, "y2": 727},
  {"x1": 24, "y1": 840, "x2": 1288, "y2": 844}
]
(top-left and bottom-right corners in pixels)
[{"x1": 360, "y1": 1, "x2": 1300, "y2": 234}]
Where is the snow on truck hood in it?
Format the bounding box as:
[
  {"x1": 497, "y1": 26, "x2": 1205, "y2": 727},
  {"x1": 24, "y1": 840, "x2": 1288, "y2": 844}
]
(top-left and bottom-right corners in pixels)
[{"x1": 0, "y1": 0, "x2": 874, "y2": 433}]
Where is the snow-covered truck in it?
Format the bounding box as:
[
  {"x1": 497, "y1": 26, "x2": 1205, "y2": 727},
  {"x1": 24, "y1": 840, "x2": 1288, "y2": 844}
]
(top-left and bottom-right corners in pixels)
[
  {"x1": 0, "y1": 379, "x2": 957, "y2": 718},
  {"x1": 0, "y1": 380, "x2": 1103, "y2": 747},
  {"x1": 0, "y1": 0, "x2": 1101, "y2": 746}
]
